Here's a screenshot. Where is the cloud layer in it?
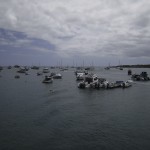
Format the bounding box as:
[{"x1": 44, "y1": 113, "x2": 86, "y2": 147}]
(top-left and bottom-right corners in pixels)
[{"x1": 0, "y1": 0, "x2": 150, "y2": 65}]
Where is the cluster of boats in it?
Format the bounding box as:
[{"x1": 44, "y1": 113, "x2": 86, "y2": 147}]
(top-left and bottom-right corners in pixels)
[
  {"x1": 76, "y1": 72, "x2": 133, "y2": 89},
  {"x1": 17, "y1": 67, "x2": 29, "y2": 75},
  {"x1": 131, "y1": 72, "x2": 150, "y2": 81},
  {"x1": 76, "y1": 70, "x2": 150, "y2": 90},
  {"x1": 12, "y1": 67, "x2": 62, "y2": 82},
  {"x1": 75, "y1": 71, "x2": 88, "y2": 81},
  {"x1": 1, "y1": 66, "x2": 150, "y2": 90}
]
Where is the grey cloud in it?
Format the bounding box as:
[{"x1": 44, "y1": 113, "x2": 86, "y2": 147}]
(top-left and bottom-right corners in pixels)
[
  {"x1": 124, "y1": 47, "x2": 150, "y2": 58},
  {"x1": 0, "y1": 0, "x2": 150, "y2": 63}
]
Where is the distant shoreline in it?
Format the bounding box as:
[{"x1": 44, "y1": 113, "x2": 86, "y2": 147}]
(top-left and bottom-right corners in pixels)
[
  {"x1": 112, "y1": 64, "x2": 150, "y2": 68},
  {"x1": 0, "y1": 64, "x2": 150, "y2": 68}
]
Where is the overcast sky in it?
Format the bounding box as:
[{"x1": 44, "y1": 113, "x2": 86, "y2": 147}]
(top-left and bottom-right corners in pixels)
[{"x1": 0, "y1": 0, "x2": 150, "y2": 66}]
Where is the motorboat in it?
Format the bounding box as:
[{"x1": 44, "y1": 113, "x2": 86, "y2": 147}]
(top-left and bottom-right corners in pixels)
[
  {"x1": 131, "y1": 74, "x2": 141, "y2": 81},
  {"x1": 106, "y1": 80, "x2": 132, "y2": 89},
  {"x1": 140, "y1": 72, "x2": 150, "y2": 80},
  {"x1": 122, "y1": 81, "x2": 132, "y2": 88},
  {"x1": 78, "y1": 74, "x2": 99, "y2": 89},
  {"x1": 42, "y1": 76, "x2": 53, "y2": 83},
  {"x1": 107, "y1": 82, "x2": 116, "y2": 89},
  {"x1": 132, "y1": 72, "x2": 150, "y2": 81},
  {"x1": 43, "y1": 68, "x2": 50, "y2": 73},
  {"x1": 53, "y1": 73, "x2": 62, "y2": 79},
  {"x1": 50, "y1": 72, "x2": 56, "y2": 77},
  {"x1": 76, "y1": 73, "x2": 85, "y2": 81},
  {"x1": 17, "y1": 67, "x2": 26, "y2": 73},
  {"x1": 98, "y1": 78, "x2": 108, "y2": 88},
  {"x1": 75, "y1": 70, "x2": 88, "y2": 76},
  {"x1": 115, "y1": 81, "x2": 124, "y2": 88},
  {"x1": 60, "y1": 68, "x2": 68, "y2": 71},
  {"x1": 31, "y1": 66, "x2": 39, "y2": 70}
]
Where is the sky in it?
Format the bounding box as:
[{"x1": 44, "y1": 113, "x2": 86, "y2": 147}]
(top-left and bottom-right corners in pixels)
[{"x1": 0, "y1": 0, "x2": 150, "y2": 66}]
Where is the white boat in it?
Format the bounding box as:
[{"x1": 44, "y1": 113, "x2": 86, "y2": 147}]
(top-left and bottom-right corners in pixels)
[
  {"x1": 96, "y1": 78, "x2": 108, "y2": 88},
  {"x1": 121, "y1": 81, "x2": 132, "y2": 88},
  {"x1": 42, "y1": 76, "x2": 53, "y2": 83},
  {"x1": 53, "y1": 73, "x2": 62, "y2": 79},
  {"x1": 17, "y1": 67, "x2": 26, "y2": 73},
  {"x1": 76, "y1": 73, "x2": 85, "y2": 81},
  {"x1": 107, "y1": 82, "x2": 116, "y2": 89},
  {"x1": 43, "y1": 68, "x2": 50, "y2": 73}
]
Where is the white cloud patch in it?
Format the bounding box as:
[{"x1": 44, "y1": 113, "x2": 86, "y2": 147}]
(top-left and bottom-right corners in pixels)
[{"x1": 0, "y1": 0, "x2": 150, "y2": 59}]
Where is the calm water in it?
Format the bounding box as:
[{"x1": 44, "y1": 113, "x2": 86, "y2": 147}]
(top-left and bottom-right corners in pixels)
[{"x1": 0, "y1": 67, "x2": 150, "y2": 150}]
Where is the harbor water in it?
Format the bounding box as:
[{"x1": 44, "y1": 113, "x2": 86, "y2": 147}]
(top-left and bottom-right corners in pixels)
[{"x1": 0, "y1": 67, "x2": 150, "y2": 150}]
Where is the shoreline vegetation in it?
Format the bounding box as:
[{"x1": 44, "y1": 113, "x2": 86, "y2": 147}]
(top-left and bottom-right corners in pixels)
[{"x1": 112, "y1": 64, "x2": 150, "y2": 68}]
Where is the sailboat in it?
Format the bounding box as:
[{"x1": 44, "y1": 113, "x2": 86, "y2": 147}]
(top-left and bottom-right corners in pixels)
[{"x1": 118, "y1": 60, "x2": 123, "y2": 70}]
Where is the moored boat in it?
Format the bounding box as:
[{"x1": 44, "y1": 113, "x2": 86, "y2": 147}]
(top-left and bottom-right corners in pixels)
[
  {"x1": 17, "y1": 67, "x2": 27, "y2": 73},
  {"x1": 131, "y1": 72, "x2": 150, "y2": 81},
  {"x1": 76, "y1": 73, "x2": 85, "y2": 81},
  {"x1": 122, "y1": 81, "x2": 132, "y2": 88},
  {"x1": 53, "y1": 73, "x2": 62, "y2": 79},
  {"x1": 43, "y1": 68, "x2": 50, "y2": 73},
  {"x1": 42, "y1": 76, "x2": 53, "y2": 83},
  {"x1": 31, "y1": 66, "x2": 39, "y2": 70},
  {"x1": 78, "y1": 74, "x2": 99, "y2": 89}
]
